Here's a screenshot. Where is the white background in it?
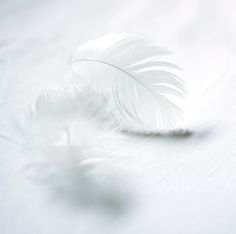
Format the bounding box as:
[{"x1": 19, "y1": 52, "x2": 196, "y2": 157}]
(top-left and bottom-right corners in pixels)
[{"x1": 0, "y1": 0, "x2": 236, "y2": 233}]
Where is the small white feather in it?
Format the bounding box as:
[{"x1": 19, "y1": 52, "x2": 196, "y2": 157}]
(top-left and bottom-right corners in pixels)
[{"x1": 72, "y1": 33, "x2": 186, "y2": 133}]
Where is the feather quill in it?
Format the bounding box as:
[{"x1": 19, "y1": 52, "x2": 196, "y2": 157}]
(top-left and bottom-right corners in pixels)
[{"x1": 72, "y1": 33, "x2": 186, "y2": 133}]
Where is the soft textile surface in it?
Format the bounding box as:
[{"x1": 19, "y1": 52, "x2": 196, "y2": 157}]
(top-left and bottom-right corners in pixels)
[{"x1": 0, "y1": 0, "x2": 236, "y2": 233}]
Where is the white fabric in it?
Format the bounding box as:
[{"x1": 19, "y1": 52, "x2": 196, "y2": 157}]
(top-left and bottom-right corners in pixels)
[{"x1": 0, "y1": 0, "x2": 236, "y2": 233}]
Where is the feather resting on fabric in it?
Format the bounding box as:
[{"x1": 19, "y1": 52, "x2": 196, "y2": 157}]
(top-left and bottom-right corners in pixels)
[
  {"x1": 8, "y1": 82, "x2": 136, "y2": 214},
  {"x1": 15, "y1": 33, "x2": 186, "y2": 146},
  {"x1": 72, "y1": 33, "x2": 186, "y2": 133}
]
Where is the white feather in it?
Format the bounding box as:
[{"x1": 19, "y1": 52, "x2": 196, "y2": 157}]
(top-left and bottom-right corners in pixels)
[
  {"x1": 72, "y1": 33, "x2": 186, "y2": 133},
  {"x1": 6, "y1": 84, "x2": 133, "y2": 214}
]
